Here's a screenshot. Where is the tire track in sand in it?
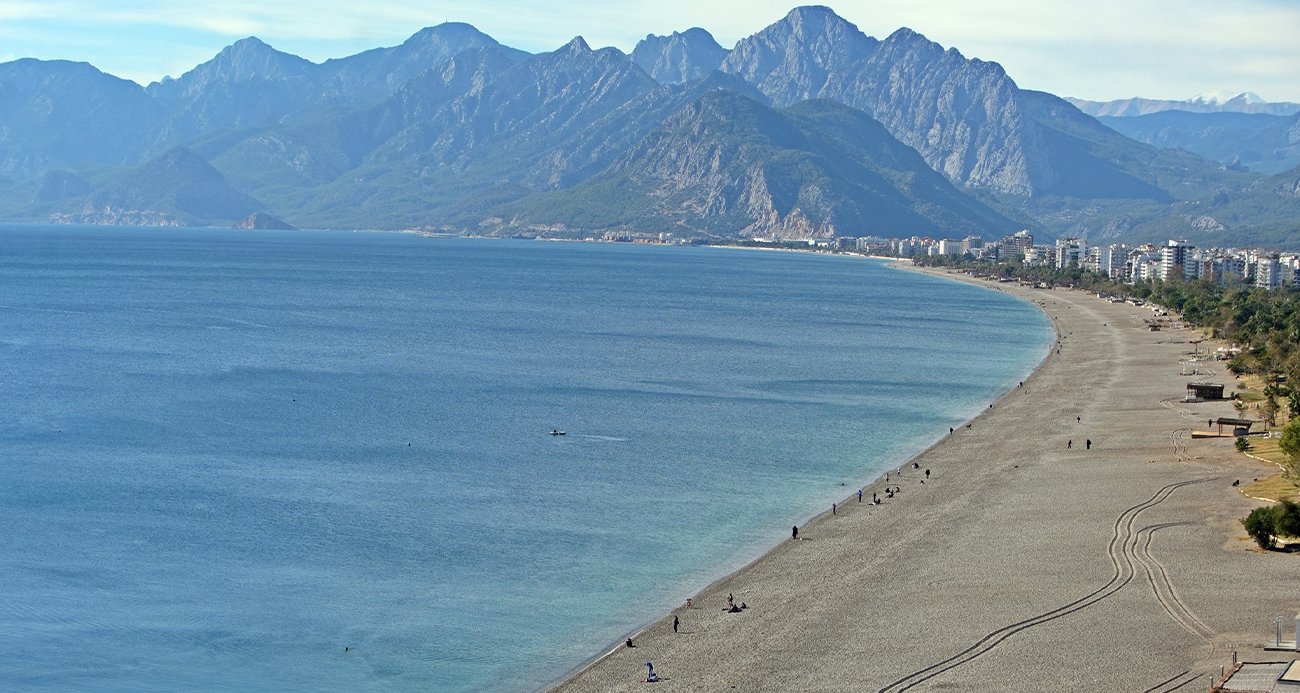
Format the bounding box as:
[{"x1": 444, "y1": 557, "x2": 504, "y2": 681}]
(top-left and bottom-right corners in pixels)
[{"x1": 875, "y1": 477, "x2": 1216, "y2": 693}]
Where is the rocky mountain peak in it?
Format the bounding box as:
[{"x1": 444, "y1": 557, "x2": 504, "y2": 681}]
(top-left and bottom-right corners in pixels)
[
  {"x1": 563, "y1": 36, "x2": 592, "y2": 54},
  {"x1": 403, "y1": 22, "x2": 493, "y2": 47},
  {"x1": 631, "y1": 28, "x2": 729, "y2": 84},
  {"x1": 720, "y1": 5, "x2": 877, "y2": 106},
  {"x1": 319, "y1": 21, "x2": 528, "y2": 105},
  {"x1": 210, "y1": 37, "x2": 315, "y2": 81}
]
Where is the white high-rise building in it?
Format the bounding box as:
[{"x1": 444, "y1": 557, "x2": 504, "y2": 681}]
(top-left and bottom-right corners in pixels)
[
  {"x1": 938, "y1": 239, "x2": 963, "y2": 255},
  {"x1": 1160, "y1": 239, "x2": 1189, "y2": 281},
  {"x1": 1256, "y1": 255, "x2": 1283, "y2": 289},
  {"x1": 1055, "y1": 237, "x2": 1086, "y2": 269},
  {"x1": 1102, "y1": 244, "x2": 1130, "y2": 278}
]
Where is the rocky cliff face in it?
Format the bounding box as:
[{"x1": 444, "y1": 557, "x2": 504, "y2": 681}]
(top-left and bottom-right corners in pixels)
[
  {"x1": 631, "y1": 29, "x2": 729, "y2": 84},
  {"x1": 719, "y1": 6, "x2": 878, "y2": 105},
  {"x1": 322, "y1": 22, "x2": 530, "y2": 104},
  {"x1": 145, "y1": 38, "x2": 334, "y2": 146},
  {"x1": 506, "y1": 91, "x2": 1018, "y2": 239},
  {"x1": 636, "y1": 7, "x2": 1056, "y2": 195},
  {"x1": 712, "y1": 8, "x2": 1053, "y2": 195}
]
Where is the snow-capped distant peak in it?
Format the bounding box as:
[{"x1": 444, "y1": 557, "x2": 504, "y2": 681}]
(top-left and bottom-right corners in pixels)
[{"x1": 1190, "y1": 90, "x2": 1264, "y2": 105}]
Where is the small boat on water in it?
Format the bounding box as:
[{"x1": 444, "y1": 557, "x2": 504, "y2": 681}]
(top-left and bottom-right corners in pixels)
[{"x1": 550, "y1": 429, "x2": 566, "y2": 436}]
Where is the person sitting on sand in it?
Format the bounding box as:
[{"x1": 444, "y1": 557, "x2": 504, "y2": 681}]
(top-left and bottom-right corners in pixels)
[{"x1": 645, "y1": 662, "x2": 659, "y2": 682}]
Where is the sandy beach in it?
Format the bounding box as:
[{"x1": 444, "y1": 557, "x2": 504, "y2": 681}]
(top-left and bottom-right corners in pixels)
[{"x1": 547, "y1": 265, "x2": 1298, "y2": 693}]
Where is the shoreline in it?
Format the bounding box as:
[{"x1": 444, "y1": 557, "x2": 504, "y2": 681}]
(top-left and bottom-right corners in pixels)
[
  {"x1": 541, "y1": 262, "x2": 1062, "y2": 691},
  {"x1": 539, "y1": 263, "x2": 1060, "y2": 691},
  {"x1": 547, "y1": 266, "x2": 1290, "y2": 693}
]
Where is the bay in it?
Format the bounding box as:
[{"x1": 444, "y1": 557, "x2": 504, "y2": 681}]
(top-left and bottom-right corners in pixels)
[{"x1": 0, "y1": 227, "x2": 1052, "y2": 692}]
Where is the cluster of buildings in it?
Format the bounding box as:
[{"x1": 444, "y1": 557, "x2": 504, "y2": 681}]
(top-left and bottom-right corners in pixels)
[{"x1": 871, "y1": 231, "x2": 1300, "y2": 289}]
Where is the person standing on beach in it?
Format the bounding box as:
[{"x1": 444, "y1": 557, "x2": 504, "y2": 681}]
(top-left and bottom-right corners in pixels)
[
  {"x1": 832, "y1": 503, "x2": 836, "y2": 515},
  {"x1": 673, "y1": 615, "x2": 679, "y2": 633},
  {"x1": 792, "y1": 525, "x2": 799, "y2": 540},
  {"x1": 1086, "y1": 439, "x2": 1092, "y2": 449},
  {"x1": 857, "y1": 489, "x2": 862, "y2": 503}
]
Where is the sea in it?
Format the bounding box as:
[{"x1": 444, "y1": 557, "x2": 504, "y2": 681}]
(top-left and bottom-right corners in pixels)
[{"x1": 0, "y1": 226, "x2": 1052, "y2": 693}]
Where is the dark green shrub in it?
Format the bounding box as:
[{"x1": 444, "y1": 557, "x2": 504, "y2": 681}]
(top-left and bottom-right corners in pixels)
[
  {"x1": 1244, "y1": 506, "x2": 1277, "y2": 549},
  {"x1": 1274, "y1": 499, "x2": 1300, "y2": 538}
]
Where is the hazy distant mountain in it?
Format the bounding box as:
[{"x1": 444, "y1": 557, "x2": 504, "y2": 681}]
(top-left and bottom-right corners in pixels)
[
  {"x1": 321, "y1": 22, "x2": 531, "y2": 104},
  {"x1": 631, "y1": 28, "x2": 728, "y2": 83},
  {"x1": 0, "y1": 4, "x2": 1293, "y2": 248},
  {"x1": 503, "y1": 91, "x2": 1019, "y2": 239},
  {"x1": 1069, "y1": 91, "x2": 1300, "y2": 117},
  {"x1": 0, "y1": 59, "x2": 165, "y2": 178},
  {"x1": 79, "y1": 146, "x2": 261, "y2": 224},
  {"x1": 637, "y1": 6, "x2": 1211, "y2": 200},
  {"x1": 252, "y1": 45, "x2": 771, "y2": 228},
  {"x1": 145, "y1": 37, "x2": 340, "y2": 149},
  {"x1": 1099, "y1": 111, "x2": 1300, "y2": 175}
]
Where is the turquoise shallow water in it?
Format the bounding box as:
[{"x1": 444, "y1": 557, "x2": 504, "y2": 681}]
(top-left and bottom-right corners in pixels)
[{"x1": 0, "y1": 228, "x2": 1051, "y2": 692}]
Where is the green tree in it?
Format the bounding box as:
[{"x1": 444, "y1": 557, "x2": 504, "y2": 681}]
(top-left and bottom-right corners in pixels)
[
  {"x1": 1236, "y1": 436, "x2": 1251, "y2": 452},
  {"x1": 1275, "y1": 499, "x2": 1300, "y2": 538},
  {"x1": 1280, "y1": 416, "x2": 1300, "y2": 478},
  {"x1": 1263, "y1": 398, "x2": 1280, "y2": 428},
  {"x1": 1244, "y1": 506, "x2": 1278, "y2": 549}
]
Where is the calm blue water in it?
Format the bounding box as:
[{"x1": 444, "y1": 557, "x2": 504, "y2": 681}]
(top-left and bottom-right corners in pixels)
[{"x1": 0, "y1": 227, "x2": 1051, "y2": 693}]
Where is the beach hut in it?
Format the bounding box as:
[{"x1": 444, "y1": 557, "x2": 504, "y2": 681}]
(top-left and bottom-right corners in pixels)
[
  {"x1": 1215, "y1": 417, "x2": 1255, "y2": 437},
  {"x1": 1186, "y1": 382, "x2": 1225, "y2": 401}
]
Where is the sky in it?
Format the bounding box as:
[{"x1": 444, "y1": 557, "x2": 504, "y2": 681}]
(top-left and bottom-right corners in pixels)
[{"x1": 1, "y1": 0, "x2": 1298, "y2": 103}]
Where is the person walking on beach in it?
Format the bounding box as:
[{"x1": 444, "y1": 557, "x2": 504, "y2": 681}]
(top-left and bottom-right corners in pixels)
[
  {"x1": 673, "y1": 615, "x2": 679, "y2": 633},
  {"x1": 925, "y1": 469, "x2": 930, "y2": 479},
  {"x1": 857, "y1": 489, "x2": 862, "y2": 503},
  {"x1": 1067, "y1": 439, "x2": 1072, "y2": 449},
  {"x1": 1086, "y1": 439, "x2": 1092, "y2": 450},
  {"x1": 1076, "y1": 416, "x2": 1081, "y2": 423},
  {"x1": 832, "y1": 503, "x2": 836, "y2": 516}
]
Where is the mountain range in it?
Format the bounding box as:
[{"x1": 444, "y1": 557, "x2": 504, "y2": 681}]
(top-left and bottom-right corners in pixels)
[
  {"x1": 0, "y1": 5, "x2": 1297, "y2": 248},
  {"x1": 1069, "y1": 91, "x2": 1300, "y2": 118}
]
